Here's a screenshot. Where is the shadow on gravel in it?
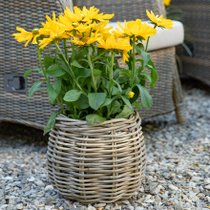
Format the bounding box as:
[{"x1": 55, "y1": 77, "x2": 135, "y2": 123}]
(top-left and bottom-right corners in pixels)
[
  {"x1": 181, "y1": 78, "x2": 210, "y2": 93},
  {"x1": 0, "y1": 122, "x2": 48, "y2": 147}
]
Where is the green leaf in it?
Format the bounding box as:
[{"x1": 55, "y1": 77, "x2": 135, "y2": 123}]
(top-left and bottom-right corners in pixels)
[
  {"x1": 119, "y1": 69, "x2": 131, "y2": 79},
  {"x1": 137, "y1": 85, "x2": 153, "y2": 108},
  {"x1": 74, "y1": 68, "x2": 91, "y2": 79},
  {"x1": 47, "y1": 83, "x2": 58, "y2": 104},
  {"x1": 102, "y1": 98, "x2": 113, "y2": 107},
  {"x1": 24, "y1": 69, "x2": 33, "y2": 78},
  {"x1": 136, "y1": 46, "x2": 150, "y2": 68},
  {"x1": 86, "y1": 114, "x2": 106, "y2": 125},
  {"x1": 133, "y1": 101, "x2": 140, "y2": 109},
  {"x1": 93, "y1": 69, "x2": 102, "y2": 77},
  {"x1": 130, "y1": 86, "x2": 140, "y2": 103},
  {"x1": 75, "y1": 94, "x2": 89, "y2": 109},
  {"x1": 141, "y1": 51, "x2": 150, "y2": 68},
  {"x1": 110, "y1": 100, "x2": 121, "y2": 115},
  {"x1": 116, "y1": 105, "x2": 133, "y2": 119},
  {"x1": 146, "y1": 60, "x2": 158, "y2": 88},
  {"x1": 44, "y1": 56, "x2": 54, "y2": 69},
  {"x1": 112, "y1": 86, "x2": 121, "y2": 96},
  {"x1": 28, "y1": 81, "x2": 42, "y2": 97},
  {"x1": 141, "y1": 72, "x2": 152, "y2": 84},
  {"x1": 54, "y1": 80, "x2": 62, "y2": 95},
  {"x1": 71, "y1": 60, "x2": 83, "y2": 68},
  {"x1": 121, "y1": 96, "x2": 133, "y2": 109},
  {"x1": 63, "y1": 89, "x2": 82, "y2": 102},
  {"x1": 46, "y1": 64, "x2": 66, "y2": 77},
  {"x1": 88, "y1": 93, "x2": 106, "y2": 110},
  {"x1": 44, "y1": 111, "x2": 59, "y2": 135}
]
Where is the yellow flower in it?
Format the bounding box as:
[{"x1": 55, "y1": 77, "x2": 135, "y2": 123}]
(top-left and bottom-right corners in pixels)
[
  {"x1": 61, "y1": 6, "x2": 114, "y2": 25},
  {"x1": 163, "y1": 0, "x2": 171, "y2": 6},
  {"x1": 62, "y1": 7, "x2": 83, "y2": 23},
  {"x1": 12, "y1": 27, "x2": 39, "y2": 47},
  {"x1": 39, "y1": 37, "x2": 54, "y2": 49},
  {"x1": 39, "y1": 13, "x2": 68, "y2": 48},
  {"x1": 70, "y1": 22, "x2": 109, "y2": 46},
  {"x1": 71, "y1": 31, "x2": 102, "y2": 46},
  {"x1": 122, "y1": 50, "x2": 129, "y2": 63},
  {"x1": 115, "y1": 19, "x2": 156, "y2": 40},
  {"x1": 98, "y1": 35, "x2": 132, "y2": 63},
  {"x1": 146, "y1": 10, "x2": 173, "y2": 29},
  {"x1": 99, "y1": 35, "x2": 131, "y2": 51},
  {"x1": 128, "y1": 91, "x2": 135, "y2": 99},
  {"x1": 80, "y1": 6, "x2": 114, "y2": 23},
  {"x1": 58, "y1": 12, "x2": 76, "y2": 33}
]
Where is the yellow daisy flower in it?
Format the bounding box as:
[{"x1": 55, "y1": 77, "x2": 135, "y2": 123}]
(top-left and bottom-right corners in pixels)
[
  {"x1": 98, "y1": 35, "x2": 132, "y2": 63},
  {"x1": 122, "y1": 50, "x2": 130, "y2": 63},
  {"x1": 62, "y1": 6, "x2": 114, "y2": 25},
  {"x1": 146, "y1": 10, "x2": 173, "y2": 29},
  {"x1": 163, "y1": 0, "x2": 171, "y2": 6},
  {"x1": 62, "y1": 7, "x2": 83, "y2": 23},
  {"x1": 70, "y1": 31, "x2": 102, "y2": 46},
  {"x1": 81, "y1": 6, "x2": 114, "y2": 23},
  {"x1": 115, "y1": 19, "x2": 156, "y2": 40},
  {"x1": 12, "y1": 27, "x2": 39, "y2": 47},
  {"x1": 39, "y1": 13, "x2": 68, "y2": 48},
  {"x1": 98, "y1": 35, "x2": 131, "y2": 51}
]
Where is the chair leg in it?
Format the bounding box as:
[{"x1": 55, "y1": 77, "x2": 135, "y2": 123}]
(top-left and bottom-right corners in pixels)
[{"x1": 172, "y1": 68, "x2": 185, "y2": 124}]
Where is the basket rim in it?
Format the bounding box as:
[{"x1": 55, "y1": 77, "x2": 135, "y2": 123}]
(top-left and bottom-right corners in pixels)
[{"x1": 56, "y1": 111, "x2": 141, "y2": 125}]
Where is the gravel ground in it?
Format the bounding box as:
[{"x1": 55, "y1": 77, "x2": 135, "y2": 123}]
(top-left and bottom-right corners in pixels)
[{"x1": 0, "y1": 82, "x2": 210, "y2": 210}]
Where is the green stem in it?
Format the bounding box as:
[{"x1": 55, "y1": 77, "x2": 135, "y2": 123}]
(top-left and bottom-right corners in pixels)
[
  {"x1": 131, "y1": 37, "x2": 136, "y2": 85},
  {"x1": 87, "y1": 47, "x2": 97, "y2": 92},
  {"x1": 145, "y1": 37, "x2": 150, "y2": 51},
  {"x1": 109, "y1": 51, "x2": 115, "y2": 80},
  {"x1": 55, "y1": 43, "x2": 85, "y2": 94},
  {"x1": 36, "y1": 45, "x2": 49, "y2": 84},
  {"x1": 108, "y1": 51, "x2": 115, "y2": 97},
  {"x1": 145, "y1": 25, "x2": 157, "y2": 51},
  {"x1": 63, "y1": 39, "x2": 68, "y2": 58},
  {"x1": 58, "y1": 98, "x2": 65, "y2": 114}
]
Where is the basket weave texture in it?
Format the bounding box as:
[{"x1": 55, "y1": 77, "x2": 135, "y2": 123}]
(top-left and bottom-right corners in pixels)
[
  {"x1": 0, "y1": 0, "x2": 64, "y2": 129},
  {"x1": 47, "y1": 112, "x2": 146, "y2": 203}
]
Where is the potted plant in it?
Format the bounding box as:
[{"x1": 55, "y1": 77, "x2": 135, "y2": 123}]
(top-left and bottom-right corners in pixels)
[{"x1": 13, "y1": 6, "x2": 172, "y2": 203}]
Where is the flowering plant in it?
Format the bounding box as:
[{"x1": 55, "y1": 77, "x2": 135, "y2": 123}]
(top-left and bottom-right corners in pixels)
[{"x1": 13, "y1": 6, "x2": 172, "y2": 133}]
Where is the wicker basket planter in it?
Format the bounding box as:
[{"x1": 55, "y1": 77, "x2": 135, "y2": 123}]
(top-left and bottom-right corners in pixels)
[{"x1": 47, "y1": 112, "x2": 146, "y2": 203}]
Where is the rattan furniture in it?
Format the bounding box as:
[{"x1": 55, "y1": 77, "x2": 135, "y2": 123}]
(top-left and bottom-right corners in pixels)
[
  {"x1": 173, "y1": 0, "x2": 210, "y2": 86},
  {"x1": 0, "y1": 0, "x2": 71, "y2": 129},
  {"x1": 0, "y1": 0, "x2": 183, "y2": 129}
]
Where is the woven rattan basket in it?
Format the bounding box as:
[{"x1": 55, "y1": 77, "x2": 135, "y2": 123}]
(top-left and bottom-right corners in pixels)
[
  {"x1": 173, "y1": 0, "x2": 210, "y2": 86},
  {"x1": 47, "y1": 112, "x2": 146, "y2": 203}
]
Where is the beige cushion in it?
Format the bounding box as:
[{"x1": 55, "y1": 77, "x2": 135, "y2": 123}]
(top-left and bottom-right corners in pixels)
[{"x1": 108, "y1": 20, "x2": 184, "y2": 51}]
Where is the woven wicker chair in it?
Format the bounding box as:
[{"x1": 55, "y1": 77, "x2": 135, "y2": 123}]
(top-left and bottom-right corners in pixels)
[
  {"x1": 173, "y1": 0, "x2": 210, "y2": 86},
  {"x1": 0, "y1": 0, "x2": 71, "y2": 129},
  {"x1": 0, "y1": 0, "x2": 183, "y2": 129}
]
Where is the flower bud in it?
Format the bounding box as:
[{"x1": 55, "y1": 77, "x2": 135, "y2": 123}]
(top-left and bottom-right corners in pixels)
[{"x1": 128, "y1": 91, "x2": 135, "y2": 99}]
